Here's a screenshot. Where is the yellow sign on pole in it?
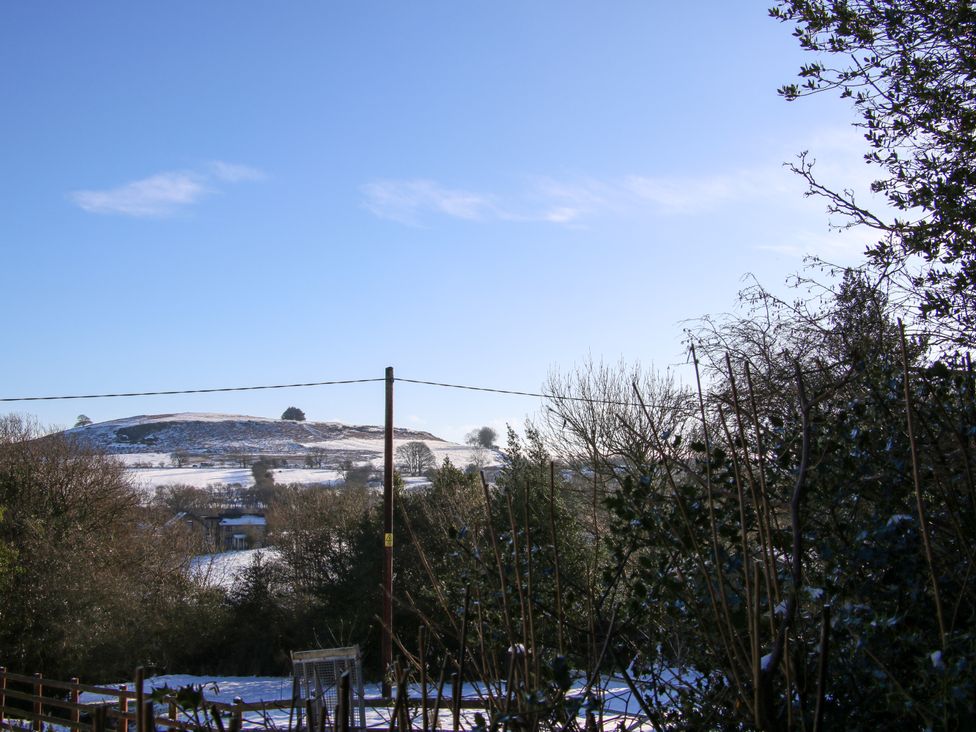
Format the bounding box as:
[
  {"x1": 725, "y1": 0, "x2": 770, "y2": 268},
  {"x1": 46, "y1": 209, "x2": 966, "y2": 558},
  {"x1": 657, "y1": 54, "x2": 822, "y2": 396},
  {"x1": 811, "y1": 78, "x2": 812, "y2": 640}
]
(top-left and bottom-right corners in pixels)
[{"x1": 384, "y1": 533, "x2": 394, "y2": 548}]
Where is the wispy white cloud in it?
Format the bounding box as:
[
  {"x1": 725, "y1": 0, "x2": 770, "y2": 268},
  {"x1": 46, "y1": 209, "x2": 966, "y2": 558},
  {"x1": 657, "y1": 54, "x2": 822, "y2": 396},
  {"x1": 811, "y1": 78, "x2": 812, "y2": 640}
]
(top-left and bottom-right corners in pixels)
[
  {"x1": 361, "y1": 166, "x2": 793, "y2": 227},
  {"x1": 358, "y1": 126, "x2": 888, "y2": 259},
  {"x1": 624, "y1": 168, "x2": 793, "y2": 214},
  {"x1": 756, "y1": 226, "x2": 879, "y2": 263},
  {"x1": 519, "y1": 177, "x2": 616, "y2": 224},
  {"x1": 71, "y1": 172, "x2": 208, "y2": 217},
  {"x1": 70, "y1": 160, "x2": 264, "y2": 217},
  {"x1": 209, "y1": 161, "x2": 265, "y2": 183},
  {"x1": 360, "y1": 179, "x2": 497, "y2": 225}
]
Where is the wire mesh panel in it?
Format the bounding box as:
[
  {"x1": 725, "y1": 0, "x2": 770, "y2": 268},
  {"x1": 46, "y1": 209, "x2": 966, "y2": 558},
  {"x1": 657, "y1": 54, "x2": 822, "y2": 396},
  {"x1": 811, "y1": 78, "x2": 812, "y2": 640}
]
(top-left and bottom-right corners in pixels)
[{"x1": 291, "y1": 646, "x2": 366, "y2": 732}]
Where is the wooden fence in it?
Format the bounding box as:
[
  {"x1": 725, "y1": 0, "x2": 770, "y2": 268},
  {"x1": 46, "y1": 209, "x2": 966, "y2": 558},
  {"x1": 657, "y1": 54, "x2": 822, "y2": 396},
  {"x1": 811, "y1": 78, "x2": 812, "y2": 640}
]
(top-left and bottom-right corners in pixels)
[
  {"x1": 0, "y1": 667, "x2": 304, "y2": 732},
  {"x1": 0, "y1": 666, "x2": 492, "y2": 732}
]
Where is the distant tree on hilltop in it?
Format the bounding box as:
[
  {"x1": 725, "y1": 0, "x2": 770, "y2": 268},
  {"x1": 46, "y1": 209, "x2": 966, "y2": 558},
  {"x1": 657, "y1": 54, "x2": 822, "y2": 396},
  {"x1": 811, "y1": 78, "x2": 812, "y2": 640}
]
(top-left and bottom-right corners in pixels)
[
  {"x1": 465, "y1": 426, "x2": 497, "y2": 449},
  {"x1": 74, "y1": 414, "x2": 93, "y2": 428},
  {"x1": 281, "y1": 407, "x2": 306, "y2": 421}
]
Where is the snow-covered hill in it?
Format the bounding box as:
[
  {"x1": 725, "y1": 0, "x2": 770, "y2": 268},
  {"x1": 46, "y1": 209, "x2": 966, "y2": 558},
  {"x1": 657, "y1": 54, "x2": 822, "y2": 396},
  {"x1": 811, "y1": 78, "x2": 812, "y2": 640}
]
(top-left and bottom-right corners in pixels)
[
  {"x1": 65, "y1": 412, "x2": 438, "y2": 456},
  {"x1": 63, "y1": 413, "x2": 502, "y2": 490}
]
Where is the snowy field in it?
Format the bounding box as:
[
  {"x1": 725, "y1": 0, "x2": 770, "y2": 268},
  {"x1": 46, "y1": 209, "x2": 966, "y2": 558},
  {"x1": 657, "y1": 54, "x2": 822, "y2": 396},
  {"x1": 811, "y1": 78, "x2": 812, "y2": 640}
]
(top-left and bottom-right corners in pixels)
[
  {"x1": 128, "y1": 466, "x2": 255, "y2": 491},
  {"x1": 189, "y1": 549, "x2": 278, "y2": 589},
  {"x1": 127, "y1": 465, "x2": 438, "y2": 493},
  {"x1": 125, "y1": 466, "x2": 347, "y2": 493},
  {"x1": 122, "y1": 441, "x2": 498, "y2": 493}
]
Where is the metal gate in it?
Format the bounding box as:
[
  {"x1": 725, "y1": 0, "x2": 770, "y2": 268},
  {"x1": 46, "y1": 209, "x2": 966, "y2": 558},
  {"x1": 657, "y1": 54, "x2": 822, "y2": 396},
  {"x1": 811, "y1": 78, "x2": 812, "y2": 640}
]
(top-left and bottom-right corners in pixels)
[{"x1": 291, "y1": 646, "x2": 366, "y2": 731}]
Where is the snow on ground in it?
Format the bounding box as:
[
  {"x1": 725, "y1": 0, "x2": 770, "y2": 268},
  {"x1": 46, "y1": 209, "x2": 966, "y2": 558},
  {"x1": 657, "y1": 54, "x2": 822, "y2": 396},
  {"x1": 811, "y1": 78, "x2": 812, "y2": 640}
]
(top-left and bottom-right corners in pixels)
[
  {"x1": 378, "y1": 441, "x2": 502, "y2": 471},
  {"x1": 121, "y1": 444, "x2": 499, "y2": 493},
  {"x1": 81, "y1": 675, "x2": 653, "y2": 730},
  {"x1": 189, "y1": 549, "x2": 279, "y2": 589},
  {"x1": 128, "y1": 467, "x2": 254, "y2": 491},
  {"x1": 271, "y1": 468, "x2": 343, "y2": 485},
  {"x1": 300, "y1": 437, "x2": 502, "y2": 470},
  {"x1": 127, "y1": 466, "x2": 345, "y2": 492},
  {"x1": 96, "y1": 413, "x2": 283, "y2": 428},
  {"x1": 113, "y1": 452, "x2": 174, "y2": 467}
]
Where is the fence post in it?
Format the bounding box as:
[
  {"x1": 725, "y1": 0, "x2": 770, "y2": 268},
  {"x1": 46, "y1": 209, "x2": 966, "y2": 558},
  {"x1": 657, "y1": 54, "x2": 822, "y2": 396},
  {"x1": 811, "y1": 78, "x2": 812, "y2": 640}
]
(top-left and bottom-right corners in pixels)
[
  {"x1": 395, "y1": 661, "x2": 408, "y2": 732},
  {"x1": 168, "y1": 701, "x2": 177, "y2": 732},
  {"x1": 93, "y1": 704, "x2": 108, "y2": 732},
  {"x1": 71, "y1": 677, "x2": 81, "y2": 727},
  {"x1": 230, "y1": 698, "x2": 243, "y2": 732},
  {"x1": 143, "y1": 700, "x2": 155, "y2": 732},
  {"x1": 32, "y1": 673, "x2": 42, "y2": 732},
  {"x1": 119, "y1": 685, "x2": 130, "y2": 732},
  {"x1": 419, "y1": 627, "x2": 428, "y2": 732},
  {"x1": 1, "y1": 667, "x2": 6, "y2": 731},
  {"x1": 135, "y1": 668, "x2": 145, "y2": 732},
  {"x1": 337, "y1": 671, "x2": 350, "y2": 732},
  {"x1": 453, "y1": 585, "x2": 470, "y2": 732},
  {"x1": 451, "y1": 672, "x2": 460, "y2": 732}
]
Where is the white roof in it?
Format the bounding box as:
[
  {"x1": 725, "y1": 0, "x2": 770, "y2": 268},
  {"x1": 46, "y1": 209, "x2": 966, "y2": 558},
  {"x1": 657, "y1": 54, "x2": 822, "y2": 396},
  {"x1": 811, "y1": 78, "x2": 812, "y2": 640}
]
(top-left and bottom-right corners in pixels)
[{"x1": 219, "y1": 516, "x2": 266, "y2": 527}]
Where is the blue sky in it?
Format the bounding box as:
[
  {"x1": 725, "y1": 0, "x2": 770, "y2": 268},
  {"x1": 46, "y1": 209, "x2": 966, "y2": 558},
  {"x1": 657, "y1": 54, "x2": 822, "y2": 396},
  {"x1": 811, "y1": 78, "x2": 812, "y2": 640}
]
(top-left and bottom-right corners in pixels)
[{"x1": 1, "y1": 2, "x2": 875, "y2": 442}]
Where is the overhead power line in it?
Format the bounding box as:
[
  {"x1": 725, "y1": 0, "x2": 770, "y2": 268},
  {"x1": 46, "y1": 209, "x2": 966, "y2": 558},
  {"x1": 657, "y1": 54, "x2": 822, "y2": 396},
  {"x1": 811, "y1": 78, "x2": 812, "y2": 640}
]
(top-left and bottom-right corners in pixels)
[
  {"x1": 1, "y1": 375, "x2": 651, "y2": 408},
  {"x1": 0, "y1": 378, "x2": 385, "y2": 403},
  {"x1": 395, "y1": 377, "x2": 548, "y2": 399},
  {"x1": 397, "y1": 377, "x2": 647, "y2": 407}
]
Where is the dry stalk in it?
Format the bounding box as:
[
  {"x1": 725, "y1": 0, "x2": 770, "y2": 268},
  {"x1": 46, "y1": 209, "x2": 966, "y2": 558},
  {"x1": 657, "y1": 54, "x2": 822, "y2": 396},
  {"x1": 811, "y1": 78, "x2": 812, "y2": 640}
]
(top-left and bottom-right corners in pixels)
[
  {"x1": 547, "y1": 461, "x2": 566, "y2": 657},
  {"x1": 716, "y1": 402, "x2": 757, "y2": 701},
  {"x1": 745, "y1": 361, "x2": 784, "y2": 611},
  {"x1": 397, "y1": 498, "x2": 459, "y2": 635},
  {"x1": 631, "y1": 372, "x2": 753, "y2": 711},
  {"x1": 480, "y1": 472, "x2": 517, "y2": 647},
  {"x1": 757, "y1": 361, "x2": 813, "y2": 731},
  {"x1": 503, "y1": 488, "x2": 531, "y2": 685},
  {"x1": 898, "y1": 319, "x2": 947, "y2": 650}
]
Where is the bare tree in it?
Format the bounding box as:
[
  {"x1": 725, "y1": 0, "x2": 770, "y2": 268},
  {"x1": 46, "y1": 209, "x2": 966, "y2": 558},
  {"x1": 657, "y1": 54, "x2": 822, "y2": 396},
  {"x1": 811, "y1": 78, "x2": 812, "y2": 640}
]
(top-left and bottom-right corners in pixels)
[
  {"x1": 304, "y1": 446, "x2": 327, "y2": 468},
  {"x1": 228, "y1": 450, "x2": 251, "y2": 468},
  {"x1": 542, "y1": 357, "x2": 692, "y2": 478},
  {"x1": 0, "y1": 414, "x2": 198, "y2": 678},
  {"x1": 395, "y1": 441, "x2": 436, "y2": 476}
]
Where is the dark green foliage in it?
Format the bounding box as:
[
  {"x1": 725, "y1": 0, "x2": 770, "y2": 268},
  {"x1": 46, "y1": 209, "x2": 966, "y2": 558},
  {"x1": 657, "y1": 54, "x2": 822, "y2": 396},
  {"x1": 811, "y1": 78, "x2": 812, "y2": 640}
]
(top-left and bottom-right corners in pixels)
[
  {"x1": 266, "y1": 484, "x2": 384, "y2": 674},
  {"x1": 281, "y1": 407, "x2": 306, "y2": 421},
  {"x1": 393, "y1": 429, "x2": 602, "y2": 728},
  {"x1": 249, "y1": 459, "x2": 276, "y2": 506},
  {"x1": 600, "y1": 280, "x2": 976, "y2": 729},
  {"x1": 812, "y1": 358, "x2": 976, "y2": 728},
  {"x1": 221, "y1": 553, "x2": 294, "y2": 674},
  {"x1": 772, "y1": 0, "x2": 976, "y2": 349}
]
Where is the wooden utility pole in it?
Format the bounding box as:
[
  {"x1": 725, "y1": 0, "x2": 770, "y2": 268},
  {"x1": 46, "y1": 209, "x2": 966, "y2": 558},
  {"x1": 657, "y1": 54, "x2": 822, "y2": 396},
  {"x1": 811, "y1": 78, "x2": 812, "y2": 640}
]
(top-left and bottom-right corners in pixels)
[{"x1": 382, "y1": 366, "x2": 394, "y2": 698}]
